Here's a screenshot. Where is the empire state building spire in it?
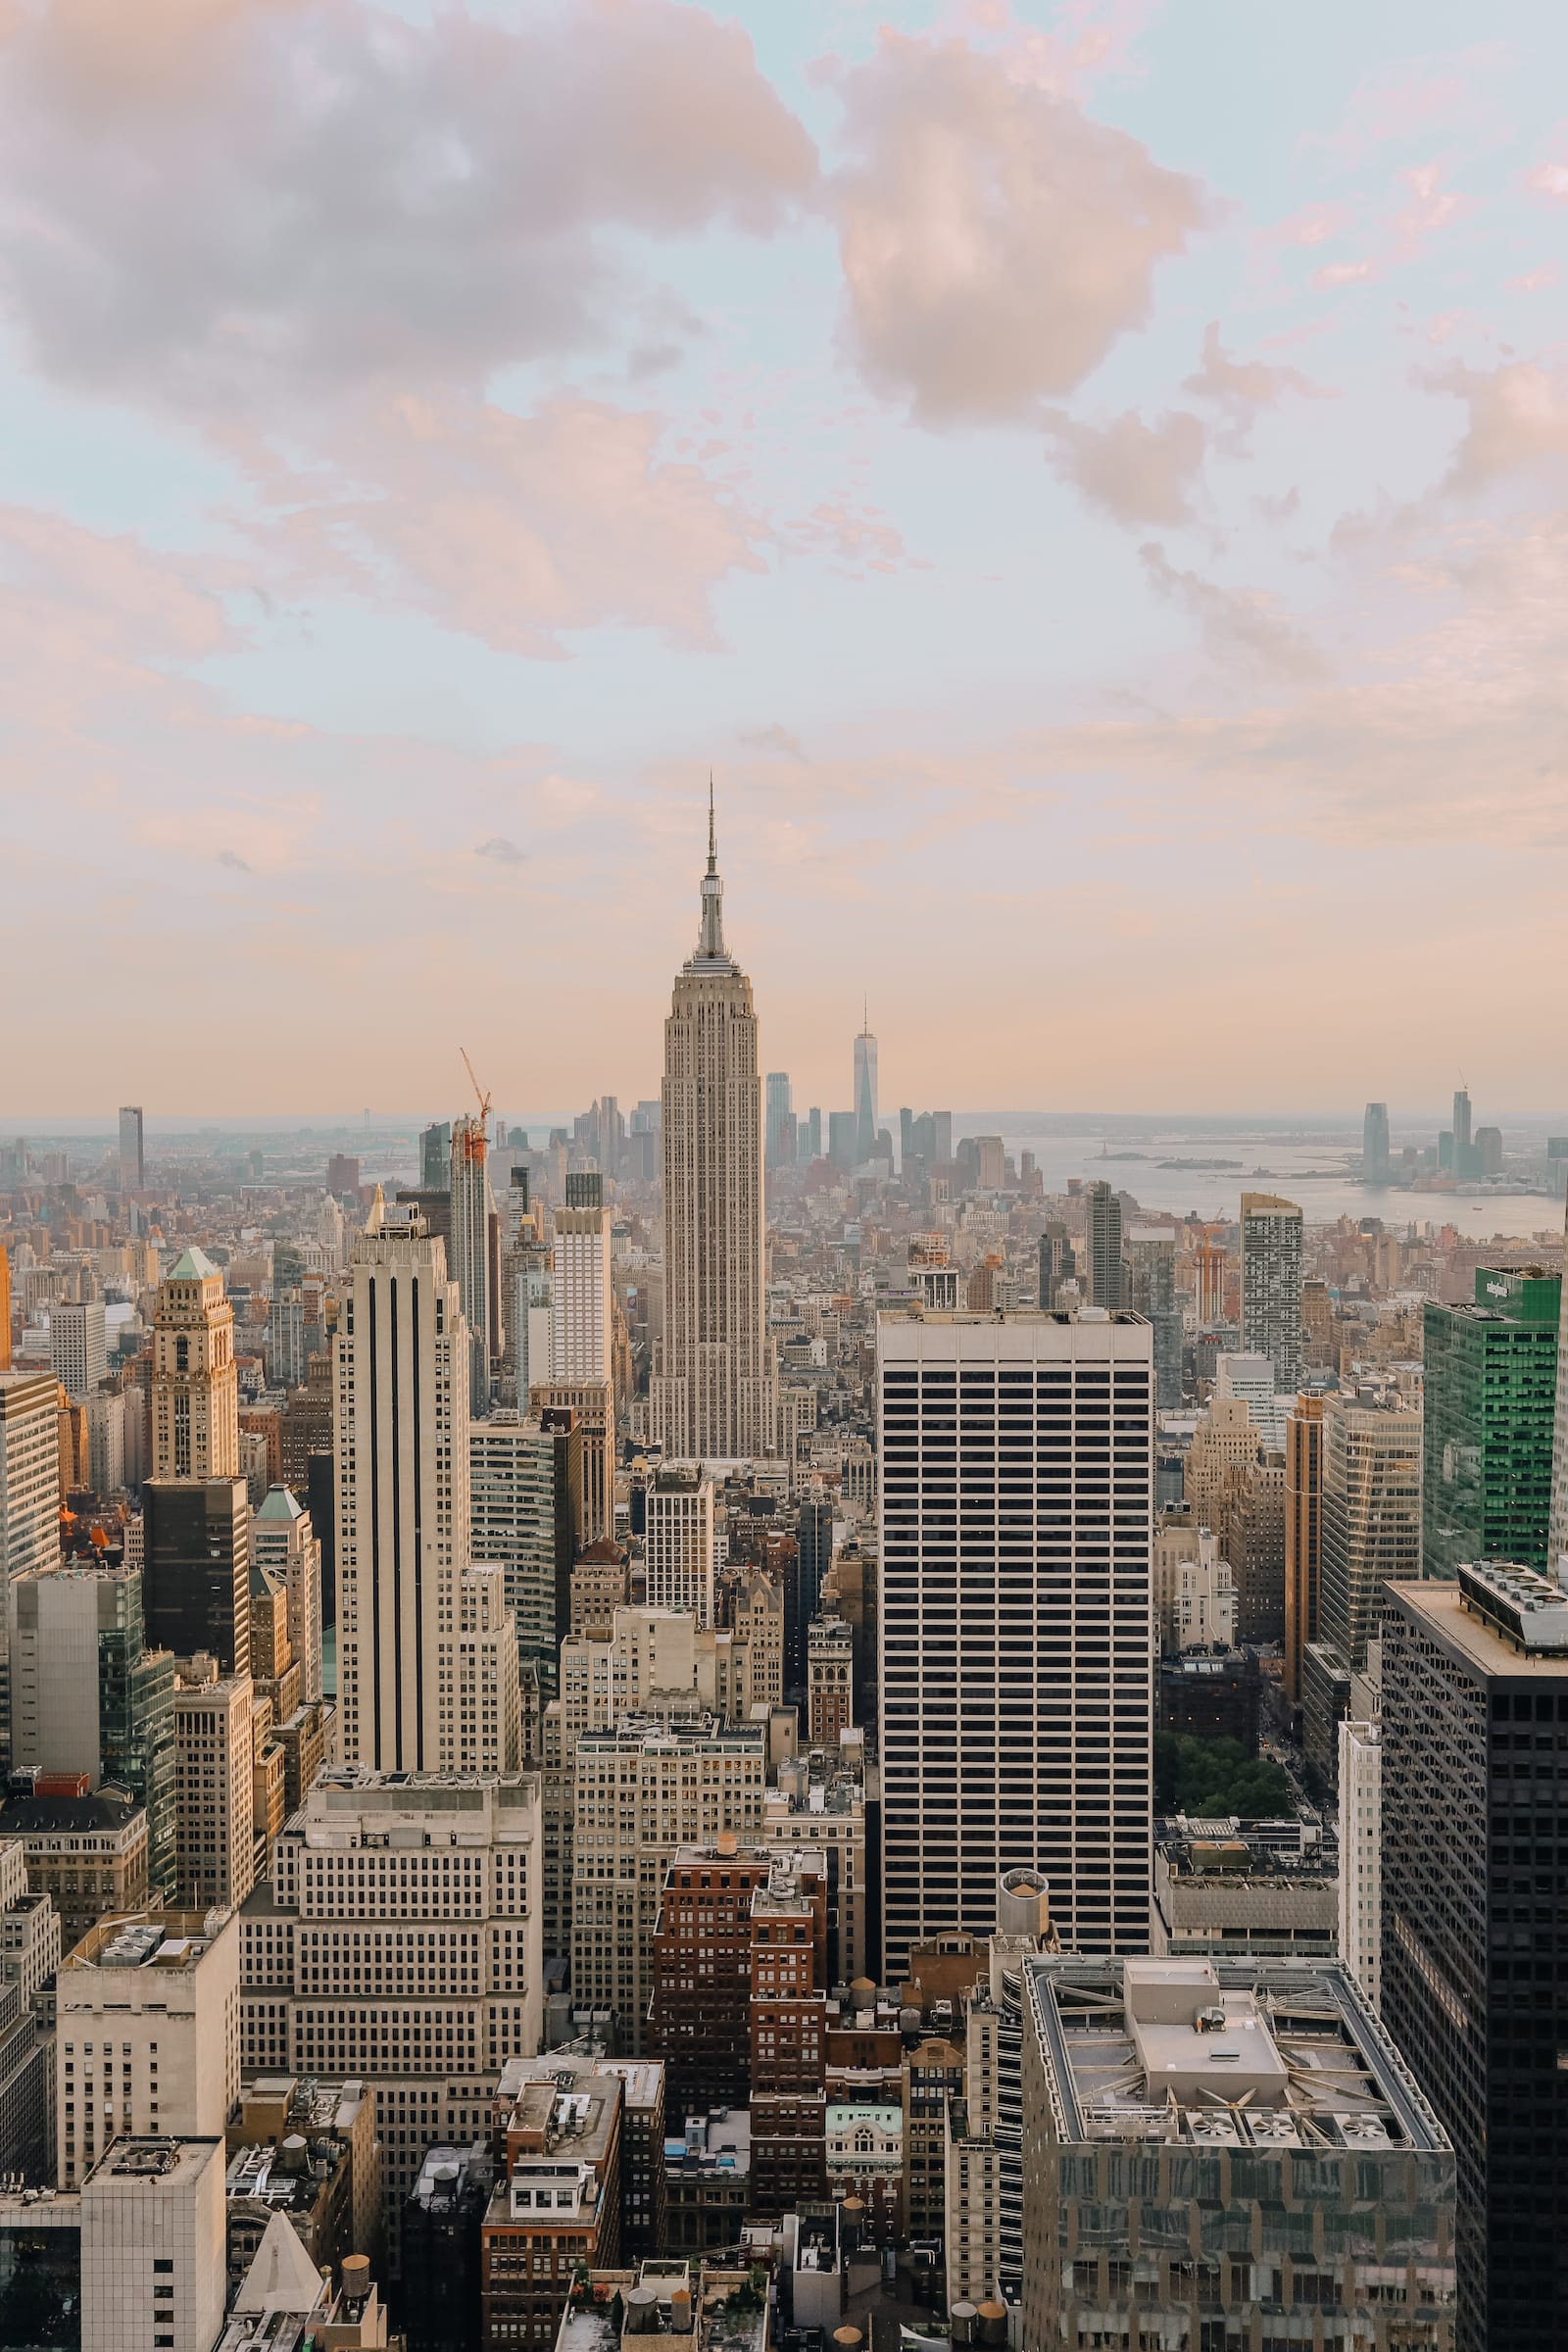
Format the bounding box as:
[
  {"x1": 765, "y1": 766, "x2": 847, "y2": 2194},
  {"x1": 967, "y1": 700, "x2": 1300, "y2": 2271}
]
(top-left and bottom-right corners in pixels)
[
  {"x1": 653, "y1": 776, "x2": 775, "y2": 1462},
  {"x1": 694, "y1": 770, "x2": 731, "y2": 968}
]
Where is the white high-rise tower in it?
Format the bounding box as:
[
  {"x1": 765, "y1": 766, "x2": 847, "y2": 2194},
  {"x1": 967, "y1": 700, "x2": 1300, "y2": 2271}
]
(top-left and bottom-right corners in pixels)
[
  {"x1": 334, "y1": 1198, "x2": 519, "y2": 1774},
  {"x1": 650, "y1": 787, "x2": 774, "y2": 1462}
]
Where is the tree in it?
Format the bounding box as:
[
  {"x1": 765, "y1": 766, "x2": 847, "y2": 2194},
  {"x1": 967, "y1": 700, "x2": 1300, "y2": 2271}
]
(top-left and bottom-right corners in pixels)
[{"x1": 1154, "y1": 1732, "x2": 1290, "y2": 1818}]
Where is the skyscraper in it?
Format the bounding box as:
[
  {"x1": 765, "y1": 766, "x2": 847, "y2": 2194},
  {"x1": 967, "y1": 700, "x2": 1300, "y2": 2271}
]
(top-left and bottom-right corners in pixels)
[
  {"x1": 470, "y1": 1407, "x2": 580, "y2": 1685},
  {"x1": 419, "y1": 1119, "x2": 451, "y2": 1190},
  {"x1": 9, "y1": 1560, "x2": 177, "y2": 1896},
  {"x1": 151, "y1": 1249, "x2": 239, "y2": 1481},
  {"x1": 50, "y1": 1298, "x2": 107, "y2": 1403},
  {"x1": 1548, "y1": 1196, "x2": 1568, "y2": 1576},
  {"x1": 1283, "y1": 1394, "x2": 1323, "y2": 1705},
  {"x1": 765, "y1": 1071, "x2": 794, "y2": 1169},
  {"x1": 1239, "y1": 1192, "x2": 1303, "y2": 1393},
  {"x1": 877, "y1": 1305, "x2": 1153, "y2": 1975},
  {"x1": 543, "y1": 1173, "x2": 614, "y2": 1544},
  {"x1": 1318, "y1": 1391, "x2": 1422, "y2": 1672},
  {"x1": 333, "y1": 1200, "x2": 519, "y2": 1773},
  {"x1": 1124, "y1": 1227, "x2": 1181, "y2": 1407},
  {"x1": 854, "y1": 1013, "x2": 878, "y2": 1166},
  {"x1": 644, "y1": 1467, "x2": 716, "y2": 1626},
  {"x1": 118, "y1": 1104, "x2": 144, "y2": 1191},
  {"x1": 0, "y1": 1370, "x2": 64, "y2": 1771},
  {"x1": 1362, "y1": 1100, "x2": 1390, "y2": 1180},
  {"x1": 1424, "y1": 1265, "x2": 1559, "y2": 1578},
  {"x1": 250, "y1": 1484, "x2": 324, "y2": 1708},
  {"x1": 449, "y1": 1114, "x2": 495, "y2": 1418},
  {"x1": 1085, "y1": 1181, "x2": 1124, "y2": 1309},
  {"x1": 650, "y1": 791, "x2": 773, "y2": 1462},
  {"x1": 1381, "y1": 1564, "x2": 1568, "y2": 2349},
  {"x1": 1452, "y1": 1084, "x2": 1473, "y2": 1176},
  {"x1": 141, "y1": 1476, "x2": 252, "y2": 1675}
]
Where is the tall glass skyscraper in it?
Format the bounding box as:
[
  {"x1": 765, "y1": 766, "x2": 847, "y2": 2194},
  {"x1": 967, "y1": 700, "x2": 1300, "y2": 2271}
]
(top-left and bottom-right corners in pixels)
[
  {"x1": 1362, "y1": 1100, "x2": 1390, "y2": 1179},
  {"x1": 1423, "y1": 1264, "x2": 1559, "y2": 1577},
  {"x1": 854, "y1": 1018, "x2": 878, "y2": 1164}
]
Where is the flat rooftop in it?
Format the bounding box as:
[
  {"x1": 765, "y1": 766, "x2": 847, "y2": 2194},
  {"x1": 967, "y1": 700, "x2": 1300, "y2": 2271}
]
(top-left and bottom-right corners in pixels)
[
  {"x1": 68, "y1": 1910, "x2": 226, "y2": 1972},
  {"x1": 1387, "y1": 1577, "x2": 1568, "y2": 1679},
  {"x1": 1026, "y1": 1956, "x2": 1448, "y2": 2152}
]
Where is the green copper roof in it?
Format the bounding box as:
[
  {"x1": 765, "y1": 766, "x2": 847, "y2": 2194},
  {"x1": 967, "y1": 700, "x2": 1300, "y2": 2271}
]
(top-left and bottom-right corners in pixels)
[
  {"x1": 254, "y1": 1484, "x2": 305, "y2": 1523},
  {"x1": 166, "y1": 1246, "x2": 219, "y2": 1281}
]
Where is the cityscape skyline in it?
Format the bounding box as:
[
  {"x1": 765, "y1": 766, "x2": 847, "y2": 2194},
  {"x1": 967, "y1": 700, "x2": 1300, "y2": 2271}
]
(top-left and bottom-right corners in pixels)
[{"x1": 2, "y1": 2, "x2": 1566, "y2": 2340}]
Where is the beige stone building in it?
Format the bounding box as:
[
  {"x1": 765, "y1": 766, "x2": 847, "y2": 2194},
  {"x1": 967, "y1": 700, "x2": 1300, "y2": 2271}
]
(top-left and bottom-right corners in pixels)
[
  {"x1": 173, "y1": 1668, "x2": 257, "y2": 1910},
  {"x1": 151, "y1": 1248, "x2": 239, "y2": 1481},
  {"x1": 239, "y1": 1766, "x2": 544, "y2": 2268},
  {"x1": 58, "y1": 1905, "x2": 241, "y2": 2188}
]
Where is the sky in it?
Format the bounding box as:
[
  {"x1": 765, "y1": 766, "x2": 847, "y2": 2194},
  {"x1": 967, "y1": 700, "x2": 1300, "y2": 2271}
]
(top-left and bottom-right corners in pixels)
[{"x1": 3, "y1": 0, "x2": 1568, "y2": 1123}]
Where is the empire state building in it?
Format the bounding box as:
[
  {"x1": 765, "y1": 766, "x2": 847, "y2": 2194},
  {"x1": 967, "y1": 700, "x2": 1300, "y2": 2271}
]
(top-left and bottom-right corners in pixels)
[{"x1": 651, "y1": 792, "x2": 774, "y2": 1461}]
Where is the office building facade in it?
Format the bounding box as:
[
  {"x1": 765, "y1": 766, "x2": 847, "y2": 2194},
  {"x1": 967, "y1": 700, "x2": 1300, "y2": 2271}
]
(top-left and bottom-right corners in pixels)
[
  {"x1": 1284, "y1": 1393, "x2": 1324, "y2": 1705},
  {"x1": 51, "y1": 1299, "x2": 107, "y2": 1405},
  {"x1": 141, "y1": 1477, "x2": 251, "y2": 1677},
  {"x1": 1424, "y1": 1267, "x2": 1559, "y2": 1578},
  {"x1": 645, "y1": 1469, "x2": 716, "y2": 1626},
  {"x1": 1239, "y1": 1192, "x2": 1303, "y2": 1393},
  {"x1": 470, "y1": 1408, "x2": 579, "y2": 1686},
  {"x1": 1085, "y1": 1182, "x2": 1124, "y2": 1310},
  {"x1": 1019, "y1": 1954, "x2": 1454, "y2": 2350},
  {"x1": 878, "y1": 1307, "x2": 1153, "y2": 1975},
  {"x1": 240, "y1": 1766, "x2": 544, "y2": 2269},
  {"x1": 1381, "y1": 1565, "x2": 1568, "y2": 2349},
  {"x1": 1319, "y1": 1392, "x2": 1423, "y2": 1673}
]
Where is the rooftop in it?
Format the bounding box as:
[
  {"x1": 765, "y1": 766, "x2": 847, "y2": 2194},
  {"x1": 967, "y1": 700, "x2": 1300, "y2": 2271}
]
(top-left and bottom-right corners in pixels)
[
  {"x1": 1387, "y1": 1575, "x2": 1568, "y2": 1679},
  {"x1": 68, "y1": 1908, "x2": 228, "y2": 1972},
  {"x1": 4, "y1": 1791, "x2": 143, "y2": 1838},
  {"x1": 1025, "y1": 1955, "x2": 1448, "y2": 2152},
  {"x1": 254, "y1": 1485, "x2": 305, "y2": 1525},
  {"x1": 165, "y1": 1247, "x2": 220, "y2": 1282}
]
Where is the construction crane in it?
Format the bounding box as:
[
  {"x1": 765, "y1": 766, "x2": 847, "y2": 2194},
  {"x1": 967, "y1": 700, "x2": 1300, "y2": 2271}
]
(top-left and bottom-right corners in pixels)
[{"x1": 460, "y1": 1048, "x2": 491, "y2": 1124}]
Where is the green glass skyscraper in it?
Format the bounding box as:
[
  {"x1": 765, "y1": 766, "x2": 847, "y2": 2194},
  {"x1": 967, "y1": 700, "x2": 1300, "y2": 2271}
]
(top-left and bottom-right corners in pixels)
[{"x1": 1423, "y1": 1264, "x2": 1560, "y2": 1578}]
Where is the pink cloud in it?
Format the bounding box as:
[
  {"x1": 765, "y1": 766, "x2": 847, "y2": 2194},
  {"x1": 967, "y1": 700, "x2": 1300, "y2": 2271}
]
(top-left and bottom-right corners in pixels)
[
  {"x1": 1139, "y1": 542, "x2": 1326, "y2": 680},
  {"x1": 1437, "y1": 359, "x2": 1568, "y2": 488},
  {"x1": 832, "y1": 31, "x2": 1204, "y2": 424},
  {"x1": 239, "y1": 392, "x2": 769, "y2": 656},
  {"x1": 1043, "y1": 407, "x2": 1206, "y2": 524},
  {"x1": 0, "y1": 0, "x2": 816, "y2": 405},
  {"x1": 1312, "y1": 258, "x2": 1378, "y2": 290},
  {"x1": 1525, "y1": 159, "x2": 1568, "y2": 201}
]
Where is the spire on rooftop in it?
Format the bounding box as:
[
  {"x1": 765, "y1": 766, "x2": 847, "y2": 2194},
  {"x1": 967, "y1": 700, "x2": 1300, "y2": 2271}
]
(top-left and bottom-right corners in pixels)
[{"x1": 695, "y1": 773, "x2": 730, "y2": 966}]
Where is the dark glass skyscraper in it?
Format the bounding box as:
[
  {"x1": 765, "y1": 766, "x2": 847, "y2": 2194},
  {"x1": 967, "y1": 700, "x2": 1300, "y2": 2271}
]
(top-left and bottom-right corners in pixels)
[
  {"x1": 1085, "y1": 1181, "x2": 1123, "y2": 1310},
  {"x1": 1362, "y1": 1099, "x2": 1390, "y2": 1179},
  {"x1": 1381, "y1": 1564, "x2": 1568, "y2": 2350}
]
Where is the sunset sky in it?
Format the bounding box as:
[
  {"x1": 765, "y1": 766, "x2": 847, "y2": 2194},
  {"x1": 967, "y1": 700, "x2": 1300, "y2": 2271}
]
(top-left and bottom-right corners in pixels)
[{"x1": 4, "y1": 0, "x2": 1567, "y2": 1120}]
